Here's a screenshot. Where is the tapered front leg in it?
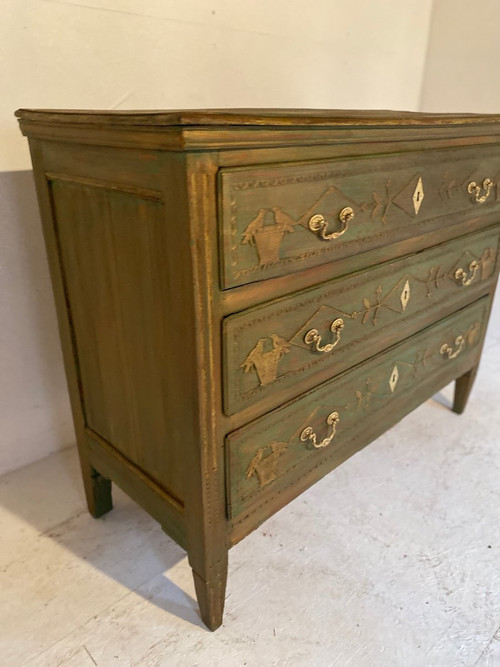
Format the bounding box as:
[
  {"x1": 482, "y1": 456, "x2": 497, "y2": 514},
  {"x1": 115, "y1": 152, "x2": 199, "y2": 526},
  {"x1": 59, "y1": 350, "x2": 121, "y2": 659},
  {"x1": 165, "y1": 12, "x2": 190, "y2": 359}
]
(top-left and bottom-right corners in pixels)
[
  {"x1": 80, "y1": 459, "x2": 113, "y2": 518},
  {"x1": 183, "y1": 153, "x2": 231, "y2": 631},
  {"x1": 453, "y1": 365, "x2": 479, "y2": 415},
  {"x1": 192, "y1": 566, "x2": 228, "y2": 631}
]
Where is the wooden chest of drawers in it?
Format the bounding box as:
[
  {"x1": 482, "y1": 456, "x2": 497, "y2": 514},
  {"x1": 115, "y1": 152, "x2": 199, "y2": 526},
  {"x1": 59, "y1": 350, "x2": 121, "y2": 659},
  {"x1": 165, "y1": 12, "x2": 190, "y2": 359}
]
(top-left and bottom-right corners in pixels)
[{"x1": 16, "y1": 108, "x2": 500, "y2": 630}]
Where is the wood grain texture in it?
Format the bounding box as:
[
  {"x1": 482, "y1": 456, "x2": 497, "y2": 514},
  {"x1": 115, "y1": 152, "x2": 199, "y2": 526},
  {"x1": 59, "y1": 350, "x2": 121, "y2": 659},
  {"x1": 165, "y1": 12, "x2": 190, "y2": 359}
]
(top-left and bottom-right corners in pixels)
[
  {"x1": 181, "y1": 153, "x2": 229, "y2": 631},
  {"x1": 17, "y1": 108, "x2": 500, "y2": 631},
  {"x1": 226, "y1": 298, "x2": 488, "y2": 522},
  {"x1": 223, "y1": 227, "x2": 499, "y2": 415},
  {"x1": 16, "y1": 109, "x2": 500, "y2": 152},
  {"x1": 15, "y1": 107, "x2": 500, "y2": 126},
  {"x1": 220, "y1": 146, "x2": 500, "y2": 288},
  {"x1": 25, "y1": 139, "x2": 115, "y2": 523},
  {"x1": 50, "y1": 179, "x2": 184, "y2": 503}
]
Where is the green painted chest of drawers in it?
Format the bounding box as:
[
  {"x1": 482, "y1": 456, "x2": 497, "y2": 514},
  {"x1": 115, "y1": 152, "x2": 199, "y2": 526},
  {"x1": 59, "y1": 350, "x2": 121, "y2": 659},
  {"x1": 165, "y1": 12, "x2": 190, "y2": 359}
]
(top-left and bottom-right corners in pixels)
[{"x1": 16, "y1": 108, "x2": 500, "y2": 630}]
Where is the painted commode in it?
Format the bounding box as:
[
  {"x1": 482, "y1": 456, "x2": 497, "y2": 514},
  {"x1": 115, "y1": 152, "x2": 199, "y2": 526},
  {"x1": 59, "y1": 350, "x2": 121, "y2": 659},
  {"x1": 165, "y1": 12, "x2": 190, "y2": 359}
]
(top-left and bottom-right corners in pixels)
[{"x1": 16, "y1": 108, "x2": 500, "y2": 629}]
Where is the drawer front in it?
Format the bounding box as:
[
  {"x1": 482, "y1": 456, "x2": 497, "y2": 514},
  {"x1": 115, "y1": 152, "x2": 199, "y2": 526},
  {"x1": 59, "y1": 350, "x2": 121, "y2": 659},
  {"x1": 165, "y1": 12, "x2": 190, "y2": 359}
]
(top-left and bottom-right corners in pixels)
[
  {"x1": 224, "y1": 228, "x2": 499, "y2": 415},
  {"x1": 226, "y1": 297, "x2": 489, "y2": 520},
  {"x1": 219, "y1": 147, "x2": 500, "y2": 288}
]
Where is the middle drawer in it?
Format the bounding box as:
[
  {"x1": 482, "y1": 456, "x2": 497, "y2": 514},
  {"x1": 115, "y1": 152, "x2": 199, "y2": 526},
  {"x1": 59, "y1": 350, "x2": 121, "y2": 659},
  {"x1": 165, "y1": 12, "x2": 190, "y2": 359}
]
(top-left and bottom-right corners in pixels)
[{"x1": 223, "y1": 227, "x2": 499, "y2": 415}]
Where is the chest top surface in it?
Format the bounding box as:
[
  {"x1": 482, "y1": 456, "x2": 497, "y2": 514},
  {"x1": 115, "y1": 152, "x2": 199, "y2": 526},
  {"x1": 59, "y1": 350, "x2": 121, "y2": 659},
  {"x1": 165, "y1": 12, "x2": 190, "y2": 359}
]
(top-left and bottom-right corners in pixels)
[{"x1": 15, "y1": 108, "x2": 500, "y2": 151}]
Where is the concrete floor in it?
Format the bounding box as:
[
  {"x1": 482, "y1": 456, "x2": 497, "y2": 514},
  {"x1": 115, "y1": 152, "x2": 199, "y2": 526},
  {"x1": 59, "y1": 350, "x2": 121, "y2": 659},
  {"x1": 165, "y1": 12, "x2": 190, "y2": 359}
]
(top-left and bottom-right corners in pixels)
[{"x1": 1, "y1": 301, "x2": 499, "y2": 667}]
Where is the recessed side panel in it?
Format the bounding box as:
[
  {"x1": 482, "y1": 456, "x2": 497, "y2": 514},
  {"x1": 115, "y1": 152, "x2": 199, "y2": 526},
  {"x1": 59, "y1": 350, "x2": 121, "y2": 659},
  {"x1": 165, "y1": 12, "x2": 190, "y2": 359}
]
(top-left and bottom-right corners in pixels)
[{"x1": 50, "y1": 179, "x2": 183, "y2": 504}]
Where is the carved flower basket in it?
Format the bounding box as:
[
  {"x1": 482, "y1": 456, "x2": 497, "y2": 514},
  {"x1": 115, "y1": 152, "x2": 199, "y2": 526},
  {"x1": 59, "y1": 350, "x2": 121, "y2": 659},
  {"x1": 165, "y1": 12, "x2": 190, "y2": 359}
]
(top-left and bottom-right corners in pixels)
[
  {"x1": 254, "y1": 455, "x2": 280, "y2": 487},
  {"x1": 253, "y1": 443, "x2": 287, "y2": 487},
  {"x1": 252, "y1": 348, "x2": 282, "y2": 386},
  {"x1": 253, "y1": 226, "x2": 285, "y2": 264}
]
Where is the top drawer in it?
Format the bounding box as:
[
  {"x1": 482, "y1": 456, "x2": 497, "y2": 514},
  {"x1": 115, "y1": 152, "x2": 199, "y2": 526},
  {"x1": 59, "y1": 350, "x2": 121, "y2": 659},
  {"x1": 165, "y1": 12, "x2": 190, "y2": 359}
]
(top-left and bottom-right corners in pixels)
[{"x1": 219, "y1": 146, "x2": 500, "y2": 289}]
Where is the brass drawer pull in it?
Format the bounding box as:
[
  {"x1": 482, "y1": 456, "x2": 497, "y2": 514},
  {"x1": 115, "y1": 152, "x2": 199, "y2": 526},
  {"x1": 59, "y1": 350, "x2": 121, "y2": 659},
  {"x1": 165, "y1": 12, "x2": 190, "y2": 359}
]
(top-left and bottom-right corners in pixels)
[
  {"x1": 308, "y1": 206, "x2": 354, "y2": 240},
  {"x1": 455, "y1": 260, "x2": 479, "y2": 286},
  {"x1": 304, "y1": 318, "x2": 344, "y2": 352},
  {"x1": 440, "y1": 335, "x2": 465, "y2": 360},
  {"x1": 301, "y1": 411, "x2": 340, "y2": 449},
  {"x1": 467, "y1": 178, "x2": 494, "y2": 204}
]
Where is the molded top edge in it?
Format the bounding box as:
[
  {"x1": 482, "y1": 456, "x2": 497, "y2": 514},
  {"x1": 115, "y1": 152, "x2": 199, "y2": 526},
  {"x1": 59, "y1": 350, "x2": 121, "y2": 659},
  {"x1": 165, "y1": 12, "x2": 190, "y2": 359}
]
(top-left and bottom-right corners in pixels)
[{"x1": 14, "y1": 107, "x2": 500, "y2": 128}]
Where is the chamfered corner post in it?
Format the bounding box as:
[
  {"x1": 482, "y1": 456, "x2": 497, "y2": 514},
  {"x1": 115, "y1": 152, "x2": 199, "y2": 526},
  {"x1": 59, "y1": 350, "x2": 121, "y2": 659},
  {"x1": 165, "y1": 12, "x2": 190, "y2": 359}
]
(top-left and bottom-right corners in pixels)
[{"x1": 453, "y1": 364, "x2": 479, "y2": 414}]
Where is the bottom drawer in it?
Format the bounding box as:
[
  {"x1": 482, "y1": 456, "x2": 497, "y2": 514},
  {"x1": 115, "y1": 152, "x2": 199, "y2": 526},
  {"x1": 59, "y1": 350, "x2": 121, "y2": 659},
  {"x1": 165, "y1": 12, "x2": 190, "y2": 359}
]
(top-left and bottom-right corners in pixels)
[{"x1": 226, "y1": 297, "x2": 489, "y2": 528}]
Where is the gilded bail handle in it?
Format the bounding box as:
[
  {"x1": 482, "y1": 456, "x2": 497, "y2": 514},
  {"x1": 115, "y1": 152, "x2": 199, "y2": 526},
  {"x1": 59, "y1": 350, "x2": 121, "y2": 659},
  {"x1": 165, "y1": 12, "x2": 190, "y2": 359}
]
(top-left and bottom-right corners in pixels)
[
  {"x1": 308, "y1": 206, "x2": 355, "y2": 240},
  {"x1": 440, "y1": 335, "x2": 465, "y2": 360},
  {"x1": 467, "y1": 178, "x2": 494, "y2": 204},
  {"x1": 304, "y1": 318, "x2": 344, "y2": 353},
  {"x1": 455, "y1": 260, "x2": 479, "y2": 286},
  {"x1": 300, "y1": 411, "x2": 340, "y2": 449}
]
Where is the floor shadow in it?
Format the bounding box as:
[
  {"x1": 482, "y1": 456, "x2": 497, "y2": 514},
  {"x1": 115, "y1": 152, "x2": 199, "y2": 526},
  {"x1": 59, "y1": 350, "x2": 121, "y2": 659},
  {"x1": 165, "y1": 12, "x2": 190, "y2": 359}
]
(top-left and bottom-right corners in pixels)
[
  {"x1": 0, "y1": 170, "x2": 204, "y2": 629},
  {"x1": 0, "y1": 446, "x2": 204, "y2": 630},
  {"x1": 430, "y1": 389, "x2": 453, "y2": 411}
]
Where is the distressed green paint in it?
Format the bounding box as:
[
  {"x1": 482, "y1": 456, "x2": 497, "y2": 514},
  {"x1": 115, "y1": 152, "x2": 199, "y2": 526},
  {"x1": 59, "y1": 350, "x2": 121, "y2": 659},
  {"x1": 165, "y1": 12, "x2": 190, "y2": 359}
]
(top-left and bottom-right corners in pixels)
[
  {"x1": 220, "y1": 147, "x2": 500, "y2": 288},
  {"x1": 226, "y1": 297, "x2": 488, "y2": 520},
  {"x1": 224, "y1": 227, "x2": 499, "y2": 415}
]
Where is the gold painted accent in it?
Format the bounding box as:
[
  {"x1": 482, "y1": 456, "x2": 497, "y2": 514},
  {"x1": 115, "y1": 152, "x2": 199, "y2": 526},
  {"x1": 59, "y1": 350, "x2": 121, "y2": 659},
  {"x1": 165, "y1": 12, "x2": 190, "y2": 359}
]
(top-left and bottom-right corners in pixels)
[
  {"x1": 412, "y1": 177, "x2": 424, "y2": 214},
  {"x1": 308, "y1": 206, "x2": 354, "y2": 241},
  {"x1": 339, "y1": 206, "x2": 355, "y2": 224},
  {"x1": 465, "y1": 322, "x2": 481, "y2": 346},
  {"x1": 400, "y1": 280, "x2": 411, "y2": 311},
  {"x1": 455, "y1": 260, "x2": 479, "y2": 286},
  {"x1": 441, "y1": 322, "x2": 481, "y2": 361},
  {"x1": 389, "y1": 365, "x2": 399, "y2": 393},
  {"x1": 300, "y1": 411, "x2": 340, "y2": 449},
  {"x1": 241, "y1": 207, "x2": 295, "y2": 266},
  {"x1": 246, "y1": 315, "x2": 482, "y2": 490},
  {"x1": 440, "y1": 335, "x2": 465, "y2": 360},
  {"x1": 241, "y1": 244, "x2": 492, "y2": 389},
  {"x1": 467, "y1": 178, "x2": 494, "y2": 204},
  {"x1": 241, "y1": 335, "x2": 291, "y2": 386},
  {"x1": 246, "y1": 441, "x2": 288, "y2": 488},
  {"x1": 304, "y1": 318, "x2": 344, "y2": 353}
]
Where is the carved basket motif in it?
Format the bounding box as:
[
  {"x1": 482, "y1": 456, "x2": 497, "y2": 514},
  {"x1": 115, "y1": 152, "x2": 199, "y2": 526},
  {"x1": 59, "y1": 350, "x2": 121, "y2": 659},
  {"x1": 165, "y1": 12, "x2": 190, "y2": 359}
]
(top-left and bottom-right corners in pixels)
[{"x1": 253, "y1": 227, "x2": 285, "y2": 265}]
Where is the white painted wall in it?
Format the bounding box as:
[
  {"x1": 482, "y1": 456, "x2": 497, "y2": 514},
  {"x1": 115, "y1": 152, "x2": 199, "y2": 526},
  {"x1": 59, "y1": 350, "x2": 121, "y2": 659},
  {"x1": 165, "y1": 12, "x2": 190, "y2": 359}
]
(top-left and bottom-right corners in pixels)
[
  {"x1": 420, "y1": 0, "x2": 500, "y2": 114},
  {"x1": 3, "y1": 1, "x2": 434, "y2": 172},
  {"x1": 0, "y1": 0, "x2": 438, "y2": 474},
  {"x1": 420, "y1": 0, "x2": 500, "y2": 336}
]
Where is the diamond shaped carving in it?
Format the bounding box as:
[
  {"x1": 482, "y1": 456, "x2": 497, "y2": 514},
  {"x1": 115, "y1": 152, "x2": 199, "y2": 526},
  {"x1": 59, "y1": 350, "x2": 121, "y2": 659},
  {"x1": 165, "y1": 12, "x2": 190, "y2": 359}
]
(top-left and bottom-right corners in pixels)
[
  {"x1": 412, "y1": 177, "x2": 424, "y2": 215},
  {"x1": 389, "y1": 365, "x2": 399, "y2": 393},
  {"x1": 400, "y1": 280, "x2": 411, "y2": 311}
]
